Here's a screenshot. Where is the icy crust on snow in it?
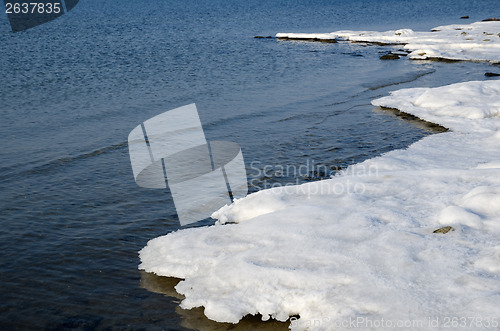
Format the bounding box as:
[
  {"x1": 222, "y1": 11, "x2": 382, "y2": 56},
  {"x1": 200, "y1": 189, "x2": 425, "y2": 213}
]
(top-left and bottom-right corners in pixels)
[
  {"x1": 277, "y1": 21, "x2": 500, "y2": 63},
  {"x1": 140, "y1": 80, "x2": 500, "y2": 330}
]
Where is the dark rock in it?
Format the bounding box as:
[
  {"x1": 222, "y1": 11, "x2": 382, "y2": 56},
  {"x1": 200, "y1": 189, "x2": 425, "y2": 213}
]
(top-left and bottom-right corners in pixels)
[
  {"x1": 380, "y1": 53, "x2": 400, "y2": 60},
  {"x1": 307, "y1": 38, "x2": 337, "y2": 43},
  {"x1": 482, "y1": 18, "x2": 500, "y2": 21},
  {"x1": 392, "y1": 49, "x2": 410, "y2": 56},
  {"x1": 265, "y1": 36, "x2": 273, "y2": 39},
  {"x1": 318, "y1": 38, "x2": 337, "y2": 43},
  {"x1": 460, "y1": 16, "x2": 469, "y2": 19},
  {"x1": 485, "y1": 72, "x2": 500, "y2": 77},
  {"x1": 433, "y1": 226, "x2": 454, "y2": 234},
  {"x1": 254, "y1": 36, "x2": 265, "y2": 38}
]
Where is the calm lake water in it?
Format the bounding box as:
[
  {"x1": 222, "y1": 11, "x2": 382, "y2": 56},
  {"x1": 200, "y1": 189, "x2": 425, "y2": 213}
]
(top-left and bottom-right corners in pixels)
[{"x1": 0, "y1": 0, "x2": 498, "y2": 329}]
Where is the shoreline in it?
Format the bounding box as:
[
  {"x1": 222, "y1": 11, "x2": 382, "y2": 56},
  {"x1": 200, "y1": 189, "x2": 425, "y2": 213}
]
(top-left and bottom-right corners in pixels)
[
  {"x1": 276, "y1": 20, "x2": 500, "y2": 63},
  {"x1": 140, "y1": 21, "x2": 500, "y2": 330}
]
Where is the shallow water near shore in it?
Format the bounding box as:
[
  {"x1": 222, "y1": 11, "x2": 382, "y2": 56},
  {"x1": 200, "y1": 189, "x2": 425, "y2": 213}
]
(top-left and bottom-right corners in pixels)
[{"x1": 1, "y1": 0, "x2": 499, "y2": 329}]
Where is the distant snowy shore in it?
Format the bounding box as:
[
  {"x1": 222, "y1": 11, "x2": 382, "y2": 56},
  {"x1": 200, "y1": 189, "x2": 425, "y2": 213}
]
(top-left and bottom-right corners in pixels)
[
  {"x1": 277, "y1": 21, "x2": 500, "y2": 63},
  {"x1": 140, "y1": 22, "x2": 500, "y2": 331}
]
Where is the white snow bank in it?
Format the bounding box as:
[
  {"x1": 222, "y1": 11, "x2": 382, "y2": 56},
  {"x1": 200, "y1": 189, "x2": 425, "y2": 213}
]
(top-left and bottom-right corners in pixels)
[
  {"x1": 371, "y1": 80, "x2": 500, "y2": 132},
  {"x1": 140, "y1": 80, "x2": 500, "y2": 330},
  {"x1": 277, "y1": 21, "x2": 500, "y2": 63}
]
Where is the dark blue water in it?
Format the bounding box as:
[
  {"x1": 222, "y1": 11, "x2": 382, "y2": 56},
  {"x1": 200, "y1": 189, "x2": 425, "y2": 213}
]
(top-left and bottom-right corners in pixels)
[{"x1": 0, "y1": 0, "x2": 498, "y2": 329}]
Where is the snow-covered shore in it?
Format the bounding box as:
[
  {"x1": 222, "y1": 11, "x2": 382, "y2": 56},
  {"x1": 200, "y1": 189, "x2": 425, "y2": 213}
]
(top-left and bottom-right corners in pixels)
[
  {"x1": 140, "y1": 79, "x2": 500, "y2": 330},
  {"x1": 277, "y1": 21, "x2": 500, "y2": 63},
  {"x1": 140, "y1": 21, "x2": 500, "y2": 330}
]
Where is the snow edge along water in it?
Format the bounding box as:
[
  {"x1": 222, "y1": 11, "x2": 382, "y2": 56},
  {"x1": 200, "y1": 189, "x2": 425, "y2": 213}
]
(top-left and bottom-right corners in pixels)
[
  {"x1": 276, "y1": 20, "x2": 500, "y2": 63},
  {"x1": 139, "y1": 21, "x2": 500, "y2": 331}
]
